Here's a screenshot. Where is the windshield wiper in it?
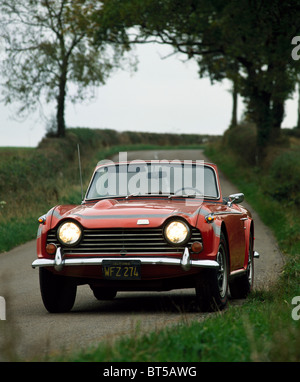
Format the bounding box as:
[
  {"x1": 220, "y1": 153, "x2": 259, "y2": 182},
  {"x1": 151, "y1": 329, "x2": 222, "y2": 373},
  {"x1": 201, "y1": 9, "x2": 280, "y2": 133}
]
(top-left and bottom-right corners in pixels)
[
  {"x1": 168, "y1": 194, "x2": 197, "y2": 199},
  {"x1": 85, "y1": 195, "x2": 129, "y2": 202},
  {"x1": 125, "y1": 193, "x2": 139, "y2": 199},
  {"x1": 126, "y1": 192, "x2": 173, "y2": 198}
]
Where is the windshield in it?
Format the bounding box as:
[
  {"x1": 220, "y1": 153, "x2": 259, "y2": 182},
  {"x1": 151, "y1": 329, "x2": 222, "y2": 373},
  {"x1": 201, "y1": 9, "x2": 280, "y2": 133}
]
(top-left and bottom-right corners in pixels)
[{"x1": 85, "y1": 162, "x2": 219, "y2": 200}]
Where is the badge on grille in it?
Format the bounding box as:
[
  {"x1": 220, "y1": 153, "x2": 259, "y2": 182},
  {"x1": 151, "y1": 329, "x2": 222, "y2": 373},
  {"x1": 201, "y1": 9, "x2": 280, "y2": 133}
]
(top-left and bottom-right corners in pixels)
[{"x1": 137, "y1": 219, "x2": 149, "y2": 225}]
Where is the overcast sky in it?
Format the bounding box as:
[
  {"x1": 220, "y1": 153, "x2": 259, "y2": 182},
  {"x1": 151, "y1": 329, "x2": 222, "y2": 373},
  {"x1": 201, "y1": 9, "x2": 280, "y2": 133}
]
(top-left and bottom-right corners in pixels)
[{"x1": 0, "y1": 43, "x2": 298, "y2": 147}]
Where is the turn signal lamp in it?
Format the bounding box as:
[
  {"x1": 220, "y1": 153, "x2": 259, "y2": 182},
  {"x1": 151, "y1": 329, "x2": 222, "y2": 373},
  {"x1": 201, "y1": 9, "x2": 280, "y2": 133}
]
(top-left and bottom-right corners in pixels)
[
  {"x1": 46, "y1": 243, "x2": 57, "y2": 255},
  {"x1": 191, "y1": 241, "x2": 203, "y2": 253},
  {"x1": 38, "y1": 215, "x2": 46, "y2": 224},
  {"x1": 205, "y1": 214, "x2": 215, "y2": 223}
]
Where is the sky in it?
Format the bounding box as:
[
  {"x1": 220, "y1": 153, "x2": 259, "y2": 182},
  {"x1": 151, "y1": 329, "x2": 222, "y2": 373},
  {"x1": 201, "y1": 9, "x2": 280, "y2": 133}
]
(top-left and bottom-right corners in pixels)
[{"x1": 0, "y1": 43, "x2": 298, "y2": 147}]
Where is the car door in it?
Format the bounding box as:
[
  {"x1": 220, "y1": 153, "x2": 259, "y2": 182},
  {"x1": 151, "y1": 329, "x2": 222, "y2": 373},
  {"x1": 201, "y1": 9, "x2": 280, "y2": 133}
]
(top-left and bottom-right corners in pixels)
[{"x1": 216, "y1": 203, "x2": 246, "y2": 272}]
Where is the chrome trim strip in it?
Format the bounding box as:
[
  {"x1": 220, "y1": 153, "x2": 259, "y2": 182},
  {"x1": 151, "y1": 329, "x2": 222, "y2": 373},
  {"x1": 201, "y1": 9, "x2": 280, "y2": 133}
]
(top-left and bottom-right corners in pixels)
[
  {"x1": 32, "y1": 256, "x2": 219, "y2": 270},
  {"x1": 54, "y1": 247, "x2": 63, "y2": 271},
  {"x1": 181, "y1": 247, "x2": 191, "y2": 271},
  {"x1": 213, "y1": 211, "x2": 243, "y2": 216}
]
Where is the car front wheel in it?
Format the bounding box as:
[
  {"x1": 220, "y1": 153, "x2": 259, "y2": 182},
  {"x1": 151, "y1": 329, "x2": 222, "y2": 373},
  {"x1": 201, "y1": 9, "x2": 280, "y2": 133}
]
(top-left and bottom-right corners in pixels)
[
  {"x1": 39, "y1": 268, "x2": 77, "y2": 313},
  {"x1": 195, "y1": 232, "x2": 229, "y2": 312}
]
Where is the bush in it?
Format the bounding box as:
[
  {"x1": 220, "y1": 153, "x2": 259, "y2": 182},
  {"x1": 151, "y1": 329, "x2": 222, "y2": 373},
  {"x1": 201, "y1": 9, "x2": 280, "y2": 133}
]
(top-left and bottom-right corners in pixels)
[
  {"x1": 223, "y1": 123, "x2": 257, "y2": 165},
  {"x1": 267, "y1": 150, "x2": 300, "y2": 206}
]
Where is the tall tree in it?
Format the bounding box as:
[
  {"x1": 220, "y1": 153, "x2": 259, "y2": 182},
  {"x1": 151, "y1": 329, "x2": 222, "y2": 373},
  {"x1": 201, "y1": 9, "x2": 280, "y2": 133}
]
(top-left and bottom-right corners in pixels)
[
  {"x1": 97, "y1": 0, "x2": 300, "y2": 154},
  {"x1": 0, "y1": 0, "x2": 131, "y2": 137}
]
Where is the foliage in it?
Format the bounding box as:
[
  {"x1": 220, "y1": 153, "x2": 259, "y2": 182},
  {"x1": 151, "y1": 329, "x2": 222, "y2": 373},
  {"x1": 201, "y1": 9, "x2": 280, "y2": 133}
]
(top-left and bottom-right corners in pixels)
[
  {"x1": 96, "y1": 0, "x2": 300, "y2": 153},
  {"x1": 205, "y1": 124, "x2": 300, "y2": 255},
  {"x1": 0, "y1": 0, "x2": 133, "y2": 137},
  {"x1": 222, "y1": 123, "x2": 257, "y2": 165},
  {"x1": 267, "y1": 150, "x2": 300, "y2": 207}
]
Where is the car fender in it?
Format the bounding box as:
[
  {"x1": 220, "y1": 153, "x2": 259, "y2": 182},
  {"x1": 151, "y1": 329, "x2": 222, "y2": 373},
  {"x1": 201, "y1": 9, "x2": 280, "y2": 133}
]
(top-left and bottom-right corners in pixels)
[
  {"x1": 243, "y1": 218, "x2": 254, "y2": 269},
  {"x1": 196, "y1": 212, "x2": 222, "y2": 261},
  {"x1": 37, "y1": 206, "x2": 56, "y2": 258}
]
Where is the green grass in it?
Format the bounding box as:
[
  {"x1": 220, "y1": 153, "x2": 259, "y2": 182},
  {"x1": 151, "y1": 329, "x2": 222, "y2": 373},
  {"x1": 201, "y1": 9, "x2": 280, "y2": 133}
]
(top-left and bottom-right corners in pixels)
[
  {"x1": 51, "y1": 282, "x2": 299, "y2": 362},
  {"x1": 0, "y1": 216, "x2": 38, "y2": 251},
  {"x1": 204, "y1": 144, "x2": 300, "y2": 256}
]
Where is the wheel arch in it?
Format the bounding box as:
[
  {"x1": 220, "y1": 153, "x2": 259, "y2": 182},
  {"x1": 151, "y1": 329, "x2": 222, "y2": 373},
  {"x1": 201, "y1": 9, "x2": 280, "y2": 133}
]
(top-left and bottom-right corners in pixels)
[
  {"x1": 220, "y1": 221, "x2": 231, "y2": 270},
  {"x1": 244, "y1": 219, "x2": 254, "y2": 268}
]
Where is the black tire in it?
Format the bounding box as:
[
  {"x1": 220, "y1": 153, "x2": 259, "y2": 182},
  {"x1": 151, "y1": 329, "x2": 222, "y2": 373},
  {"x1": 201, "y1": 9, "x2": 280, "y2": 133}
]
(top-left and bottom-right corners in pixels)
[
  {"x1": 39, "y1": 268, "x2": 77, "y2": 313},
  {"x1": 195, "y1": 232, "x2": 229, "y2": 312},
  {"x1": 91, "y1": 287, "x2": 117, "y2": 300},
  {"x1": 230, "y1": 233, "x2": 254, "y2": 298}
]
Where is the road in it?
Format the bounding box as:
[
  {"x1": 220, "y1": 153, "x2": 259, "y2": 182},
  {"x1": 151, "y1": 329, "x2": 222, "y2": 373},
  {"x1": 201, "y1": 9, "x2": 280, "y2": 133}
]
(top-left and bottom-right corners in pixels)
[{"x1": 0, "y1": 150, "x2": 284, "y2": 361}]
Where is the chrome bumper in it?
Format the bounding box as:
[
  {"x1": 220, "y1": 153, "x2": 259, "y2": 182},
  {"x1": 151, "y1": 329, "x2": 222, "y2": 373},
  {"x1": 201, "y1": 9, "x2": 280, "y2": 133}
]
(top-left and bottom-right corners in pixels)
[{"x1": 32, "y1": 247, "x2": 219, "y2": 272}]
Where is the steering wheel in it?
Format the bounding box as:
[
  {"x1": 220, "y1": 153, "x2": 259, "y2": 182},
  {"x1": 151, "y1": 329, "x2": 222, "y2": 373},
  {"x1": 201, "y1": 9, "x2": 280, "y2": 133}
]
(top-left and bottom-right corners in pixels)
[{"x1": 174, "y1": 187, "x2": 203, "y2": 196}]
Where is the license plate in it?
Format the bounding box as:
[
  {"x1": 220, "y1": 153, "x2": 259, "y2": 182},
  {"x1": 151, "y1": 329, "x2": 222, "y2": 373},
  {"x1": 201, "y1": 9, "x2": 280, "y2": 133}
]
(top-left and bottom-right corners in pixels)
[{"x1": 102, "y1": 260, "x2": 141, "y2": 280}]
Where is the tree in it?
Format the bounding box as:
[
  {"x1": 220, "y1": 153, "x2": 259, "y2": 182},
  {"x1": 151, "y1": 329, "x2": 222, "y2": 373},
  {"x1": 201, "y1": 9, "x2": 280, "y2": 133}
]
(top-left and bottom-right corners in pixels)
[
  {"x1": 0, "y1": 0, "x2": 131, "y2": 137},
  {"x1": 97, "y1": 0, "x2": 300, "y2": 155}
]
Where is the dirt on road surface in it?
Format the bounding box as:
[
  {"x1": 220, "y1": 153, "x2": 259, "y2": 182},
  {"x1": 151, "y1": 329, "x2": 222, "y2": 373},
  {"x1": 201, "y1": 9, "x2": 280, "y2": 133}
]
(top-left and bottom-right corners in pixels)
[{"x1": 0, "y1": 150, "x2": 284, "y2": 361}]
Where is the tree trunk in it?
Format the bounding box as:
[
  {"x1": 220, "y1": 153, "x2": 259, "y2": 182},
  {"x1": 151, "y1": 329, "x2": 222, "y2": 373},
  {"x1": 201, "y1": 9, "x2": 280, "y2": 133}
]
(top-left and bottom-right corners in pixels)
[
  {"x1": 244, "y1": 66, "x2": 272, "y2": 160},
  {"x1": 256, "y1": 94, "x2": 272, "y2": 147},
  {"x1": 272, "y1": 98, "x2": 284, "y2": 140},
  {"x1": 248, "y1": 89, "x2": 272, "y2": 162},
  {"x1": 297, "y1": 82, "x2": 300, "y2": 129},
  {"x1": 56, "y1": 70, "x2": 67, "y2": 138},
  {"x1": 230, "y1": 79, "x2": 238, "y2": 129}
]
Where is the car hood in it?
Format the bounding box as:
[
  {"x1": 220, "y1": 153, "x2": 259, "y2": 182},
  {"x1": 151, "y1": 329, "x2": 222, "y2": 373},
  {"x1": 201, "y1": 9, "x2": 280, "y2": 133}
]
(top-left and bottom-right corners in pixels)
[{"x1": 51, "y1": 198, "x2": 205, "y2": 229}]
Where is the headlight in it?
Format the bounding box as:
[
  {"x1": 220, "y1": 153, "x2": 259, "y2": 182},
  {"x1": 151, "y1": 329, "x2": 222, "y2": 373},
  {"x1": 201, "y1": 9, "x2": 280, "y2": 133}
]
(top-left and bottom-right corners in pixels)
[
  {"x1": 57, "y1": 221, "x2": 82, "y2": 246},
  {"x1": 164, "y1": 220, "x2": 190, "y2": 245}
]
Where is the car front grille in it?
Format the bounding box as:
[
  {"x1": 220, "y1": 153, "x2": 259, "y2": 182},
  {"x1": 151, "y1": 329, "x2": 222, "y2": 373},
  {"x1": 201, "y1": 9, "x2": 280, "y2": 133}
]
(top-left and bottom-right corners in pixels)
[{"x1": 46, "y1": 227, "x2": 202, "y2": 256}]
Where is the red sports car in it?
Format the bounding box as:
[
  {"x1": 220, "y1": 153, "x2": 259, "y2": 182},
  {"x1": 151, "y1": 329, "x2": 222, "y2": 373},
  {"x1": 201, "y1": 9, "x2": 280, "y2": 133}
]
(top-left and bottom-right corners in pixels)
[{"x1": 32, "y1": 158, "x2": 259, "y2": 313}]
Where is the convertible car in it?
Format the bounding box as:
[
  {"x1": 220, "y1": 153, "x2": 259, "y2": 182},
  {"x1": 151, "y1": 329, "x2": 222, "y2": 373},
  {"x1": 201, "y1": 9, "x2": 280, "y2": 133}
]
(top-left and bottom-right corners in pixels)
[{"x1": 32, "y1": 158, "x2": 259, "y2": 313}]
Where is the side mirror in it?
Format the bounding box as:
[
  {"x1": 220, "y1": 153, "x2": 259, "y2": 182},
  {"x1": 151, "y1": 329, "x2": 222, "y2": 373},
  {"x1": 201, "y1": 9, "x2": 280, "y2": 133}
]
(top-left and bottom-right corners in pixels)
[{"x1": 228, "y1": 193, "x2": 244, "y2": 207}]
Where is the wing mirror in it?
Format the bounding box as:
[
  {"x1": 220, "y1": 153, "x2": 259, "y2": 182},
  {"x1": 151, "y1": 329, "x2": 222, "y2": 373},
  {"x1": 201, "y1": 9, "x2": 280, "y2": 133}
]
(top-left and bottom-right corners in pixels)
[{"x1": 227, "y1": 193, "x2": 244, "y2": 207}]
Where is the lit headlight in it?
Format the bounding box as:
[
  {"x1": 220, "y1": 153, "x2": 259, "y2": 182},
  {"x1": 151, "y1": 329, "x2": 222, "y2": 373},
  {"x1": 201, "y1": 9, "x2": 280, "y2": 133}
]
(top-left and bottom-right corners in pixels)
[
  {"x1": 57, "y1": 221, "x2": 82, "y2": 246},
  {"x1": 164, "y1": 220, "x2": 190, "y2": 245}
]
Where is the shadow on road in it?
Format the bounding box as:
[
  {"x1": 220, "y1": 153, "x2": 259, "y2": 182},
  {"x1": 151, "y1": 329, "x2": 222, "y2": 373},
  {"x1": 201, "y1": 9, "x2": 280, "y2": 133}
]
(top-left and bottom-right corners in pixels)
[{"x1": 72, "y1": 291, "x2": 202, "y2": 315}]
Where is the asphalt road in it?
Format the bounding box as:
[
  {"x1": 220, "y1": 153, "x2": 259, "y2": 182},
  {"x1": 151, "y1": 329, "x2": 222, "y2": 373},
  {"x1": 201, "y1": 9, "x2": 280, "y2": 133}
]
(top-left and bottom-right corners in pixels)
[{"x1": 0, "y1": 150, "x2": 284, "y2": 361}]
